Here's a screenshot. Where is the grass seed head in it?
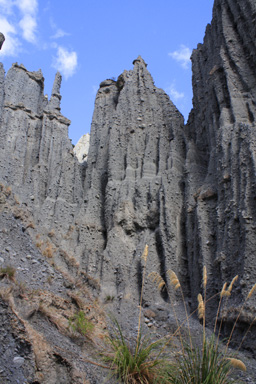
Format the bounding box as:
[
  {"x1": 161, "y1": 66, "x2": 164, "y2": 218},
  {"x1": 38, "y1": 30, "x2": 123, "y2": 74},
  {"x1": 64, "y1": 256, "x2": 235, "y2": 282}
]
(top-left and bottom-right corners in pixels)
[
  {"x1": 197, "y1": 293, "x2": 205, "y2": 319},
  {"x1": 220, "y1": 282, "x2": 231, "y2": 298},
  {"x1": 148, "y1": 272, "x2": 165, "y2": 291},
  {"x1": 168, "y1": 270, "x2": 180, "y2": 291},
  {"x1": 228, "y1": 358, "x2": 246, "y2": 372},
  {"x1": 227, "y1": 275, "x2": 238, "y2": 293},
  {"x1": 142, "y1": 244, "x2": 148, "y2": 263},
  {"x1": 247, "y1": 283, "x2": 256, "y2": 300},
  {"x1": 203, "y1": 266, "x2": 207, "y2": 288}
]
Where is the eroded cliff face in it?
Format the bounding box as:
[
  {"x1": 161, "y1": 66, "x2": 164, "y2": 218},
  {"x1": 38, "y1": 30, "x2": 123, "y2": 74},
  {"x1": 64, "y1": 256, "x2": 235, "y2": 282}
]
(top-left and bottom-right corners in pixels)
[
  {"x1": 185, "y1": 0, "x2": 256, "y2": 318},
  {"x1": 0, "y1": 63, "x2": 85, "y2": 248},
  {"x1": 80, "y1": 57, "x2": 186, "y2": 301},
  {"x1": 0, "y1": 0, "x2": 256, "y2": 343},
  {"x1": 0, "y1": 57, "x2": 186, "y2": 305}
]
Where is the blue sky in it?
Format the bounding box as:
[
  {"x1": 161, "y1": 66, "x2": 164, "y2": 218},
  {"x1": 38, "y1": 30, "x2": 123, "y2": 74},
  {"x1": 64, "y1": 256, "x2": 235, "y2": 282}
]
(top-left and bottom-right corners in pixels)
[{"x1": 0, "y1": 0, "x2": 214, "y2": 144}]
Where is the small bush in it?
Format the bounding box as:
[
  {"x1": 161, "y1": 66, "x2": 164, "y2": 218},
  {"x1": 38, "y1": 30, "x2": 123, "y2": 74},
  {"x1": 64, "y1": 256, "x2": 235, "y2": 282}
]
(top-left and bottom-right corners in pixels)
[
  {"x1": 42, "y1": 242, "x2": 54, "y2": 258},
  {"x1": 0, "y1": 266, "x2": 16, "y2": 281},
  {"x1": 105, "y1": 295, "x2": 115, "y2": 303},
  {"x1": 69, "y1": 311, "x2": 94, "y2": 336}
]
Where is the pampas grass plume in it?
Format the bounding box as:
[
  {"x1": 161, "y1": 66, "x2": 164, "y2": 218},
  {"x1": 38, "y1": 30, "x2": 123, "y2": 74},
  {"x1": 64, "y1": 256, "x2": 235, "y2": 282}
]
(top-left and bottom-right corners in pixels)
[
  {"x1": 141, "y1": 244, "x2": 148, "y2": 263},
  {"x1": 197, "y1": 293, "x2": 204, "y2": 319},
  {"x1": 148, "y1": 272, "x2": 165, "y2": 291},
  {"x1": 227, "y1": 275, "x2": 238, "y2": 294},
  {"x1": 228, "y1": 358, "x2": 246, "y2": 372},
  {"x1": 247, "y1": 283, "x2": 256, "y2": 299},
  {"x1": 220, "y1": 282, "x2": 230, "y2": 298},
  {"x1": 203, "y1": 266, "x2": 207, "y2": 288},
  {"x1": 168, "y1": 270, "x2": 181, "y2": 290}
]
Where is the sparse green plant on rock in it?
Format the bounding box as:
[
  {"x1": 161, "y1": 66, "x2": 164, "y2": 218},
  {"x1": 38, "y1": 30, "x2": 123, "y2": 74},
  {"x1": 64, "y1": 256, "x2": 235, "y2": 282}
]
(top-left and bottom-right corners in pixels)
[
  {"x1": 105, "y1": 294, "x2": 115, "y2": 303},
  {"x1": 69, "y1": 310, "x2": 94, "y2": 336}
]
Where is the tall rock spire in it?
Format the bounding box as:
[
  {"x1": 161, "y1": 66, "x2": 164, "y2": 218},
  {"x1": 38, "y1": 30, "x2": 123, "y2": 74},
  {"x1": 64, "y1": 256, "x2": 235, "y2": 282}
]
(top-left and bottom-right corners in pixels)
[
  {"x1": 80, "y1": 57, "x2": 186, "y2": 302},
  {"x1": 48, "y1": 71, "x2": 62, "y2": 111}
]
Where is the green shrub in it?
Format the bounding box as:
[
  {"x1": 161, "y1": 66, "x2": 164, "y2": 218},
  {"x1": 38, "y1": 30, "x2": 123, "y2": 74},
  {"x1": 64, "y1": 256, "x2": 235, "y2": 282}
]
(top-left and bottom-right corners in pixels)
[
  {"x1": 68, "y1": 311, "x2": 94, "y2": 336},
  {"x1": 104, "y1": 316, "x2": 172, "y2": 384}
]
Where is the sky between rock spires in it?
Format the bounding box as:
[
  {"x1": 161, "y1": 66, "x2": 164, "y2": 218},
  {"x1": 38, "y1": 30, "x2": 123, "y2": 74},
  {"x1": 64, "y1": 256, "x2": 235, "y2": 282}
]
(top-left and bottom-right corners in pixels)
[{"x1": 0, "y1": 0, "x2": 213, "y2": 145}]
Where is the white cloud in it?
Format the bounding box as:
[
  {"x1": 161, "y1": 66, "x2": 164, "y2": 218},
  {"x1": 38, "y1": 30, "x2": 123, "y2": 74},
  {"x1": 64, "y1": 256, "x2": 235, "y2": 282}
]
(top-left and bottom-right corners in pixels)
[
  {"x1": 0, "y1": 17, "x2": 20, "y2": 56},
  {"x1": 0, "y1": 0, "x2": 15, "y2": 14},
  {"x1": 165, "y1": 83, "x2": 184, "y2": 101},
  {"x1": 52, "y1": 46, "x2": 78, "y2": 79},
  {"x1": 168, "y1": 45, "x2": 192, "y2": 69},
  {"x1": 16, "y1": 0, "x2": 38, "y2": 43},
  {"x1": 51, "y1": 28, "x2": 70, "y2": 39},
  {"x1": 19, "y1": 14, "x2": 37, "y2": 43},
  {"x1": 15, "y1": 0, "x2": 37, "y2": 15}
]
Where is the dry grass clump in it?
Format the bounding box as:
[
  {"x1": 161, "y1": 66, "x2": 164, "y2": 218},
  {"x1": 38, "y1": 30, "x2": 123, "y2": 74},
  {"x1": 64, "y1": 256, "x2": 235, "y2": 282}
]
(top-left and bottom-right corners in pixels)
[
  {"x1": 80, "y1": 271, "x2": 100, "y2": 291},
  {"x1": 48, "y1": 229, "x2": 55, "y2": 238},
  {"x1": 0, "y1": 265, "x2": 16, "y2": 281},
  {"x1": 59, "y1": 249, "x2": 80, "y2": 270},
  {"x1": 3, "y1": 185, "x2": 12, "y2": 197},
  {"x1": 42, "y1": 242, "x2": 55, "y2": 258}
]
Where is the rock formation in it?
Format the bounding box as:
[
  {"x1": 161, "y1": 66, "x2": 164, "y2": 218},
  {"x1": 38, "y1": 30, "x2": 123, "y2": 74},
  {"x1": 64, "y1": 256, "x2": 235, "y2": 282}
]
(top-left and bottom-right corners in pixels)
[
  {"x1": 74, "y1": 133, "x2": 90, "y2": 163},
  {"x1": 0, "y1": 33, "x2": 5, "y2": 50},
  {"x1": 1, "y1": 2, "x2": 256, "y2": 380},
  {"x1": 185, "y1": 0, "x2": 256, "y2": 318}
]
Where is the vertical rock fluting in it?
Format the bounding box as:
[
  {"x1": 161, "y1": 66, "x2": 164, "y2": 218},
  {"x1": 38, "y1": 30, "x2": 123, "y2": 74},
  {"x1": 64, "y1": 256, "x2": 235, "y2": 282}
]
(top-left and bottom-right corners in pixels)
[
  {"x1": 0, "y1": 58, "x2": 186, "y2": 303},
  {"x1": 77, "y1": 57, "x2": 186, "y2": 301},
  {"x1": 0, "y1": 64, "x2": 84, "y2": 236},
  {"x1": 185, "y1": 0, "x2": 256, "y2": 316}
]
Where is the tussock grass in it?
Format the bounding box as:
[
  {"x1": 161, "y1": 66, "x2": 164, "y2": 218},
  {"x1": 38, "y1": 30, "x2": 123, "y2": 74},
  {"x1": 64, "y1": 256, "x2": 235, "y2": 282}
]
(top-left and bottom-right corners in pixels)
[
  {"x1": 104, "y1": 316, "x2": 172, "y2": 384},
  {"x1": 103, "y1": 246, "x2": 255, "y2": 383}
]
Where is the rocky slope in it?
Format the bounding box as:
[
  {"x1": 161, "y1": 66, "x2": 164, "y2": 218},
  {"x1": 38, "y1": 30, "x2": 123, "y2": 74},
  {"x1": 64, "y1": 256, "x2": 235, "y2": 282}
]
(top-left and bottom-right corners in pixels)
[{"x1": 1, "y1": 0, "x2": 256, "y2": 381}]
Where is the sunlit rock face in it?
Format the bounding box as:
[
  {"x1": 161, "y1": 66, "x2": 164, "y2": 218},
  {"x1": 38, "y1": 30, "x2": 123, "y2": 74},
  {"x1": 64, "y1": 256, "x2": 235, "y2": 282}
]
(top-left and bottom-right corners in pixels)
[{"x1": 74, "y1": 133, "x2": 90, "y2": 163}]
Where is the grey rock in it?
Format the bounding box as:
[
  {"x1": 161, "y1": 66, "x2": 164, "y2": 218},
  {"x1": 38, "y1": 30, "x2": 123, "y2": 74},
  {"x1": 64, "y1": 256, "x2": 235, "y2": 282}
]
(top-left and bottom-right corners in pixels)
[
  {"x1": 184, "y1": 0, "x2": 256, "y2": 323},
  {"x1": 13, "y1": 356, "x2": 24, "y2": 366},
  {"x1": 0, "y1": 33, "x2": 5, "y2": 50}
]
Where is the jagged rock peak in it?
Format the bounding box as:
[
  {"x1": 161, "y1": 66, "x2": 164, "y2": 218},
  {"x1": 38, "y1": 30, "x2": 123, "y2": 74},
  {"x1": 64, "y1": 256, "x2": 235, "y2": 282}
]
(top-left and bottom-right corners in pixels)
[{"x1": 132, "y1": 55, "x2": 148, "y2": 67}]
